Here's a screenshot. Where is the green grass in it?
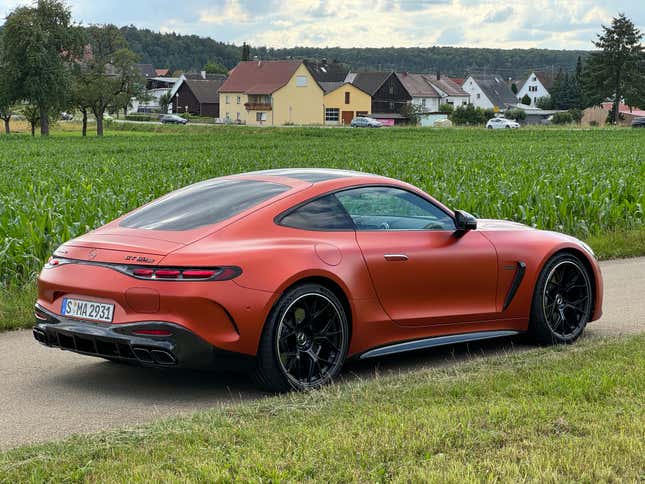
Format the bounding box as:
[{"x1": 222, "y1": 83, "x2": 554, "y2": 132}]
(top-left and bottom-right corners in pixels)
[
  {"x1": 1, "y1": 334, "x2": 643, "y2": 482},
  {"x1": 1, "y1": 126, "x2": 643, "y2": 289}
]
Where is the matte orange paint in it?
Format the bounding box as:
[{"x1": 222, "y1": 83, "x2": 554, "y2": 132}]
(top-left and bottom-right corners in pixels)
[{"x1": 37, "y1": 172, "x2": 603, "y2": 359}]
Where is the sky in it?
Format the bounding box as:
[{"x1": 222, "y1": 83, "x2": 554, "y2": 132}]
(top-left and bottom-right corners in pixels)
[{"x1": 1, "y1": 0, "x2": 644, "y2": 50}]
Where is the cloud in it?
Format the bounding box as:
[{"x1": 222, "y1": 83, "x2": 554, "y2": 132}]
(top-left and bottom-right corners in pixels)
[
  {"x1": 0, "y1": 0, "x2": 643, "y2": 50},
  {"x1": 484, "y1": 7, "x2": 513, "y2": 23}
]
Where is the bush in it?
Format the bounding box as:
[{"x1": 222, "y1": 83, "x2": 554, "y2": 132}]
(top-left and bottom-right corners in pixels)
[
  {"x1": 568, "y1": 108, "x2": 582, "y2": 123},
  {"x1": 520, "y1": 94, "x2": 531, "y2": 105},
  {"x1": 451, "y1": 104, "x2": 495, "y2": 125},
  {"x1": 536, "y1": 96, "x2": 555, "y2": 109},
  {"x1": 439, "y1": 103, "x2": 454, "y2": 114},
  {"x1": 551, "y1": 112, "x2": 573, "y2": 124},
  {"x1": 505, "y1": 108, "x2": 526, "y2": 121}
]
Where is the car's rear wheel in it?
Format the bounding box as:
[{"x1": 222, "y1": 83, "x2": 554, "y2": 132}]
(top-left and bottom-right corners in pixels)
[
  {"x1": 255, "y1": 283, "x2": 349, "y2": 392},
  {"x1": 529, "y1": 253, "x2": 593, "y2": 345}
]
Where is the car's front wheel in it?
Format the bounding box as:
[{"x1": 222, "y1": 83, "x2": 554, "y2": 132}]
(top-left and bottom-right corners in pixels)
[
  {"x1": 529, "y1": 253, "x2": 593, "y2": 345},
  {"x1": 255, "y1": 283, "x2": 350, "y2": 392}
]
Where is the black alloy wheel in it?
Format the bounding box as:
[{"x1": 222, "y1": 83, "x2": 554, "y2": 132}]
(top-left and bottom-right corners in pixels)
[
  {"x1": 530, "y1": 254, "x2": 593, "y2": 344},
  {"x1": 256, "y1": 284, "x2": 349, "y2": 392}
]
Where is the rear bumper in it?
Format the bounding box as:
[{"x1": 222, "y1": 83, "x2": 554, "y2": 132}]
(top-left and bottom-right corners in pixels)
[{"x1": 33, "y1": 305, "x2": 255, "y2": 371}]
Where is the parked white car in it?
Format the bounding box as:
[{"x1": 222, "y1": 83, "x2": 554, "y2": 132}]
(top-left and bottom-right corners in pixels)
[
  {"x1": 486, "y1": 117, "x2": 520, "y2": 129},
  {"x1": 350, "y1": 116, "x2": 383, "y2": 128}
]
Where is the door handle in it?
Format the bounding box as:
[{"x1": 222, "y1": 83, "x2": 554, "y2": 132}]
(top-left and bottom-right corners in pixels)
[{"x1": 384, "y1": 254, "x2": 408, "y2": 261}]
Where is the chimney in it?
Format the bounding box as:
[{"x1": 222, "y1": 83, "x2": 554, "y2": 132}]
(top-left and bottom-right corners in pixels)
[
  {"x1": 436, "y1": 70, "x2": 441, "y2": 80},
  {"x1": 258, "y1": 60, "x2": 262, "y2": 68},
  {"x1": 322, "y1": 57, "x2": 327, "y2": 66}
]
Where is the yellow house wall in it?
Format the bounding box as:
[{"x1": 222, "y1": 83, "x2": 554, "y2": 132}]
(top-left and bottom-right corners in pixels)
[
  {"x1": 323, "y1": 85, "x2": 371, "y2": 124},
  {"x1": 270, "y1": 64, "x2": 324, "y2": 126},
  {"x1": 219, "y1": 92, "x2": 249, "y2": 124}
]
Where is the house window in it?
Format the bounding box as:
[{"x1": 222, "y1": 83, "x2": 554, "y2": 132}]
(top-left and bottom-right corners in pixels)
[
  {"x1": 462, "y1": 100, "x2": 467, "y2": 105},
  {"x1": 236, "y1": 112, "x2": 240, "y2": 121},
  {"x1": 256, "y1": 112, "x2": 267, "y2": 122},
  {"x1": 236, "y1": 96, "x2": 241, "y2": 104},
  {"x1": 225, "y1": 95, "x2": 230, "y2": 104},
  {"x1": 476, "y1": 93, "x2": 480, "y2": 99},
  {"x1": 388, "y1": 84, "x2": 394, "y2": 95},
  {"x1": 325, "y1": 108, "x2": 340, "y2": 122},
  {"x1": 389, "y1": 101, "x2": 394, "y2": 110},
  {"x1": 295, "y1": 76, "x2": 308, "y2": 87},
  {"x1": 421, "y1": 98, "x2": 426, "y2": 107},
  {"x1": 345, "y1": 92, "x2": 350, "y2": 104}
]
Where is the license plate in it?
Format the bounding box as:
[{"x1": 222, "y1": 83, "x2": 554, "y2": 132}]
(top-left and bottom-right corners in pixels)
[{"x1": 61, "y1": 298, "x2": 114, "y2": 323}]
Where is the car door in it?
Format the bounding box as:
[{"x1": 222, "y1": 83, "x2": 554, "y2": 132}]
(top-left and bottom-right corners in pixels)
[{"x1": 335, "y1": 186, "x2": 499, "y2": 326}]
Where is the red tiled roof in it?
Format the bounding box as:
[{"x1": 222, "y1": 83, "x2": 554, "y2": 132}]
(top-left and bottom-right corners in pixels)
[
  {"x1": 155, "y1": 69, "x2": 170, "y2": 76},
  {"x1": 219, "y1": 60, "x2": 303, "y2": 94},
  {"x1": 601, "y1": 102, "x2": 645, "y2": 116},
  {"x1": 450, "y1": 77, "x2": 464, "y2": 86}
]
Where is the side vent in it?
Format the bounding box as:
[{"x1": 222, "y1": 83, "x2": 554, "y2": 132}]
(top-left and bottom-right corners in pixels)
[{"x1": 503, "y1": 261, "x2": 526, "y2": 310}]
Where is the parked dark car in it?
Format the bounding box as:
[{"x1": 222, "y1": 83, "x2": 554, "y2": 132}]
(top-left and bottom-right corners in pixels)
[
  {"x1": 631, "y1": 117, "x2": 645, "y2": 128},
  {"x1": 160, "y1": 114, "x2": 188, "y2": 125}
]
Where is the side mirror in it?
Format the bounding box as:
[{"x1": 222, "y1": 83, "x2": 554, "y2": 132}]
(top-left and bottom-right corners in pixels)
[{"x1": 454, "y1": 210, "x2": 477, "y2": 235}]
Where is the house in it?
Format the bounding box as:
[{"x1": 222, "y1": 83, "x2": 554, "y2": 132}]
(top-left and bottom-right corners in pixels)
[
  {"x1": 345, "y1": 71, "x2": 411, "y2": 124},
  {"x1": 218, "y1": 60, "x2": 324, "y2": 125},
  {"x1": 170, "y1": 78, "x2": 225, "y2": 117},
  {"x1": 600, "y1": 102, "x2": 645, "y2": 126},
  {"x1": 424, "y1": 74, "x2": 470, "y2": 107},
  {"x1": 321, "y1": 82, "x2": 371, "y2": 125},
  {"x1": 135, "y1": 63, "x2": 156, "y2": 78},
  {"x1": 462, "y1": 75, "x2": 517, "y2": 111},
  {"x1": 396, "y1": 73, "x2": 442, "y2": 112},
  {"x1": 516, "y1": 71, "x2": 555, "y2": 107},
  {"x1": 396, "y1": 73, "x2": 470, "y2": 122}
]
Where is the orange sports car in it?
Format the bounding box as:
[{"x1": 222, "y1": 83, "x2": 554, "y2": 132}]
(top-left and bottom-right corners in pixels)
[{"x1": 34, "y1": 169, "x2": 603, "y2": 392}]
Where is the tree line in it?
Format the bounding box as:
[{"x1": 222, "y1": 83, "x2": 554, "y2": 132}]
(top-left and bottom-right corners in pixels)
[{"x1": 0, "y1": 0, "x2": 144, "y2": 136}]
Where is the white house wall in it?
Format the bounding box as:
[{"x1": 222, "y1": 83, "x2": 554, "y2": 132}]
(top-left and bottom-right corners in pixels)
[
  {"x1": 462, "y1": 77, "x2": 494, "y2": 109},
  {"x1": 517, "y1": 72, "x2": 550, "y2": 107}
]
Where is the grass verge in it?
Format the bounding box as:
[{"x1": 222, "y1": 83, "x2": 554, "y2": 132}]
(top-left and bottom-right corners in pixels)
[{"x1": 0, "y1": 334, "x2": 643, "y2": 482}]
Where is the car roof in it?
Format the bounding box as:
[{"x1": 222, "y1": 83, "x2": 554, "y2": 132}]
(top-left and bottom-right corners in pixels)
[{"x1": 241, "y1": 168, "x2": 373, "y2": 183}]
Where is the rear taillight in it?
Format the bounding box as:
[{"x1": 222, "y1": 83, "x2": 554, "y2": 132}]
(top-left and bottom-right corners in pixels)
[
  {"x1": 125, "y1": 266, "x2": 241, "y2": 281},
  {"x1": 132, "y1": 329, "x2": 173, "y2": 336},
  {"x1": 44, "y1": 257, "x2": 73, "y2": 269}
]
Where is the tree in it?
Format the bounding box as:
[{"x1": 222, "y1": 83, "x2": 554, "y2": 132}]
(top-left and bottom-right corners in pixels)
[
  {"x1": 241, "y1": 42, "x2": 251, "y2": 61},
  {"x1": 511, "y1": 83, "x2": 518, "y2": 94},
  {"x1": 0, "y1": 74, "x2": 17, "y2": 134},
  {"x1": 585, "y1": 13, "x2": 644, "y2": 123},
  {"x1": 1, "y1": 0, "x2": 82, "y2": 136},
  {"x1": 520, "y1": 94, "x2": 531, "y2": 106},
  {"x1": 77, "y1": 25, "x2": 144, "y2": 136},
  {"x1": 400, "y1": 103, "x2": 422, "y2": 125},
  {"x1": 204, "y1": 61, "x2": 228, "y2": 75},
  {"x1": 536, "y1": 96, "x2": 554, "y2": 109},
  {"x1": 22, "y1": 104, "x2": 40, "y2": 137},
  {"x1": 158, "y1": 91, "x2": 172, "y2": 114}
]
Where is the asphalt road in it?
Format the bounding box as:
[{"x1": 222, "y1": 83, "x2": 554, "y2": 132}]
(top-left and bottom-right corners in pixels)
[{"x1": 1, "y1": 257, "x2": 642, "y2": 450}]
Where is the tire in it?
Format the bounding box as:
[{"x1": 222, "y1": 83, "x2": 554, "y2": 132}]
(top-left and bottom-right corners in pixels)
[
  {"x1": 528, "y1": 253, "x2": 593, "y2": 345},
  {"x1": 487, "y1": 125, "x2": 493, "y2": 129},
  {"x1": 255, "y1": 283, "x2": 350, "y2": 392}
]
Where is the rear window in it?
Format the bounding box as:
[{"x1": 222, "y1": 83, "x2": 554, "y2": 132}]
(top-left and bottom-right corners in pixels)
[{"x1": 120, "y1": 179, "x2": 289, "y2": 231}]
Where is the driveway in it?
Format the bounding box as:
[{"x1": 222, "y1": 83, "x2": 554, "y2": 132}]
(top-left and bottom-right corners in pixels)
[{"x1": 0, "y1": 257, "x2": 642, "y2": 450}]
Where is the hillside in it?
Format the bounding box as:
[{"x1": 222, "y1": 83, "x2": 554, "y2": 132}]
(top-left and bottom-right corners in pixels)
[{"x1": 120, "y1": 26, "x2": 589, "y2": 78}]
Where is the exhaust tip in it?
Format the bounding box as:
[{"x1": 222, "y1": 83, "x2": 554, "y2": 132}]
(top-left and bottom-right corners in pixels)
[
  {"x1": 33, "y1": 328, "x2": 48, "y2": 344},
  {"x1": 133, "y1": 347, "x2": 154, "y2": 363},
  {"x1": 151, "y1": 349, "x2": 176, "y2": 365}
]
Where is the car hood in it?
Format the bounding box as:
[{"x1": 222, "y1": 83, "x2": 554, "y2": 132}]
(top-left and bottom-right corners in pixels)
[{"x1": 476, "y1": 219, "x2": 533, "y2": 231}]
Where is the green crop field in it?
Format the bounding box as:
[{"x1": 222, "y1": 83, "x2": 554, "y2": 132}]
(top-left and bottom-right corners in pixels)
[{"x1": 0, "y1": 125, "x2": 643, "y2": 291}]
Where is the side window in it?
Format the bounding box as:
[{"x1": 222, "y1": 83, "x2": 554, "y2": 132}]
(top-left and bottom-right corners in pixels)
[
  {"x1": 335, "y1": 186, "x2": 454, "y2": 231},
  {"x1": 279, "y1": 195, "x2": 354, "y2": 231}
]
